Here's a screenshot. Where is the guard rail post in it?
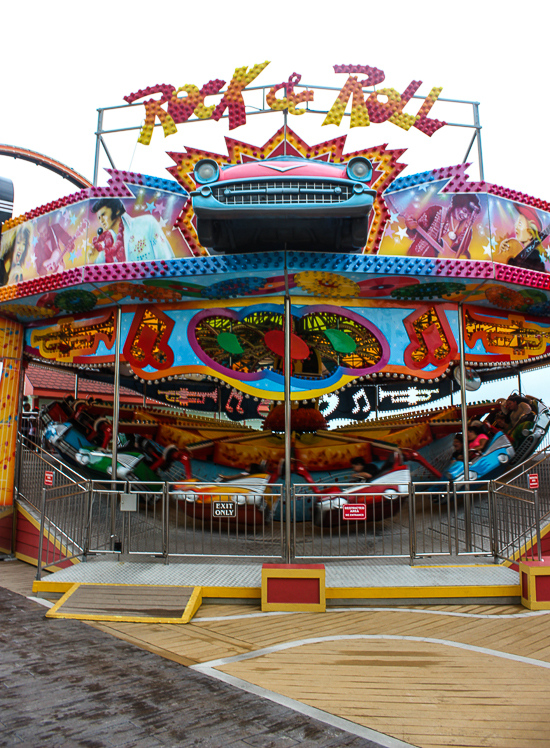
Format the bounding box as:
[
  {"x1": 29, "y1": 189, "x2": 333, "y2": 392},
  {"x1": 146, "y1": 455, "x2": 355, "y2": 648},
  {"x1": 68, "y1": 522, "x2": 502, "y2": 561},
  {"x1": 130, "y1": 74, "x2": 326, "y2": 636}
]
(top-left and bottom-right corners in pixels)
[
  {"x1": 82, "y1": 481, "x2": 92, "y2": 561},
  {"x1": 408, "y1": 482, "x2": 415, "y2": 565},
  {"x1": 535, "y1": 489, "x2": 542, "y2": 562},
  {"x1": 163, "y1": 482, "x2": 169, "y2": 563},
  {"x1": 35, "y1": 487, "x2": 46, "y2": 581},
  {"x1": 488, "y1": 481, "x2": 499, "y2": 563}
]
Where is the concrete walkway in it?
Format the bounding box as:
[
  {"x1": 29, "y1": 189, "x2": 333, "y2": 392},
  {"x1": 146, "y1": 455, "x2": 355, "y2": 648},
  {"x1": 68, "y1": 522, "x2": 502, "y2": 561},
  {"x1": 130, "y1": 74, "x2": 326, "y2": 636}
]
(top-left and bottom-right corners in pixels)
[{"x1": 0, "y1": 586, "x2": 390, "y2": 748}]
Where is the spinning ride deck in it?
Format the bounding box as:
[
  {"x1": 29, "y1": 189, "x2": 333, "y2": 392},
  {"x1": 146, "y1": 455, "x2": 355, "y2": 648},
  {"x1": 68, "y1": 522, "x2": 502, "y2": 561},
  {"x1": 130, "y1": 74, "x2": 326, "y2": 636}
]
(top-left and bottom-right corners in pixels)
[{"x1": 34, "y1": 558, "x2": 521, "y2": 606}]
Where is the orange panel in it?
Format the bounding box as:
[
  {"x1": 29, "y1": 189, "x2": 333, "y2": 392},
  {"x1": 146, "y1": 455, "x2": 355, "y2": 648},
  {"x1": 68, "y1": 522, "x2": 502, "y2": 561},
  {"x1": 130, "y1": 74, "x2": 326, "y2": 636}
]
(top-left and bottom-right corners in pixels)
[{"x1": 0, "y1": 317, "x2": 23, "y2": 507}]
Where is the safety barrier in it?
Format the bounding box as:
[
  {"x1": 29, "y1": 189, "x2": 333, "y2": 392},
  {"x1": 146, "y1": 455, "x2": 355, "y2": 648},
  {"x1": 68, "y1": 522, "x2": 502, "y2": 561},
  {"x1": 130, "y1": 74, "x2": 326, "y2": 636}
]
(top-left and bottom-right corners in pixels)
[{"x1": 20, "y1": 440, "x2": 545, "y2": 577}]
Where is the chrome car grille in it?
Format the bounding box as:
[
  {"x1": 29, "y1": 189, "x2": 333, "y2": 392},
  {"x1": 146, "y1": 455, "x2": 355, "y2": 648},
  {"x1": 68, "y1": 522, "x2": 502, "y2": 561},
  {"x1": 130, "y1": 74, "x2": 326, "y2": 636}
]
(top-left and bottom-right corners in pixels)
[{"x1": 212, "y1": 181, "x2": 354, "y2": 205}]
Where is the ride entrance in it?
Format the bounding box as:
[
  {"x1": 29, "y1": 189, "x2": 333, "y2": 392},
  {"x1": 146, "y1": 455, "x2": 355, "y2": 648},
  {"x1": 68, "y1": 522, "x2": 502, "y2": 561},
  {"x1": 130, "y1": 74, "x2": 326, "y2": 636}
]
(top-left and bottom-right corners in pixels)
[{"x1": 2, "y1": 62, "x2": 550, "y2": 588}]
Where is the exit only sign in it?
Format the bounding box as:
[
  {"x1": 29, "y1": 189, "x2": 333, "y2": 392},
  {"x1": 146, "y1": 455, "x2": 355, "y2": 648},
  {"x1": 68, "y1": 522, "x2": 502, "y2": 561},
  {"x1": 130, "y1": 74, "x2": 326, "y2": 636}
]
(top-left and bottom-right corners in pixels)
[{"x1": 528, "y1": 474, "x2": 539, "y2": 490}]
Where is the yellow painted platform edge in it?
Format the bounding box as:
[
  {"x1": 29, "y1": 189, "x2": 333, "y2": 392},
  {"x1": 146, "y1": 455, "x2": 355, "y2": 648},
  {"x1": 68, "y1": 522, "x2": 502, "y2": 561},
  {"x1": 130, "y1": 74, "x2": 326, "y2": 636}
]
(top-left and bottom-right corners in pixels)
[
  {"x1": 261, "y1": 602, "x2": 326, "y2": 612},
  {"x1": 17, "y1": 552, "x2": 69, "y2": 572},
  {"x1": 32, "y1": 579, "x2": 72, "y2": 593},
  {"x1": 30, "y1": 583, "x2": 521, "y2": 600},
  {"x1": 46, "y1": 611, "x2": 203, "y2": 624},
  {"x1": 46, "y1": 583, "x2": 80, "y2": 617},
  {"x1": 46, "y1": 582, "x2": 204, "y2": 624},
  {"x1": 182, "y1": 586, "x2": 203, "y2": 623},
  {"x1": 0, "y1": 544, "x2": 11, "y2": 554},
  {"x1": 202, "y1": 586, "x2": 261, "y2": 598},
  {"x1": 0, "y1": 506, "x2": 13, "y2": 520},
  {"x1": 325, "y1": 584, "x2": 521, "y2": 599},
  {"x1": 30, "y1": 581, "x2": 262, "y2": 597}
]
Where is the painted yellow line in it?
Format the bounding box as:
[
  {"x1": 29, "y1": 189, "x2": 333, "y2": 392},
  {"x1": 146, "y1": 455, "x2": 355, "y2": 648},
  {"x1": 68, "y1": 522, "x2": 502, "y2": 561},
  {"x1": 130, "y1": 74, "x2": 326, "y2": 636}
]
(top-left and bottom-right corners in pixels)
[{"x1": 325, "y1": 584, "x2": 520, "y2": 599}]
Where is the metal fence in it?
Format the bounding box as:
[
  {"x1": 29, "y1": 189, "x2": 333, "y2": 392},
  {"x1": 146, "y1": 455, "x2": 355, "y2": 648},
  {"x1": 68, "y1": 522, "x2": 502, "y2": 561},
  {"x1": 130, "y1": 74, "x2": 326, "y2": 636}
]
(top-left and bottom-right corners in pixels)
[{"x1": 19, "y1": 438, "x2": 546, "y2": 577}]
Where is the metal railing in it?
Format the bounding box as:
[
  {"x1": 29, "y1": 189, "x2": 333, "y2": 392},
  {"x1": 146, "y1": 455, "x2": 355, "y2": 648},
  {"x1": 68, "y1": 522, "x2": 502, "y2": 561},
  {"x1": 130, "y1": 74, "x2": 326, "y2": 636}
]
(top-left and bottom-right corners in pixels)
[
  {"x1": 293, "y1": 483, "x2": 411, "y2": 560},
  {"x1": 36, "y1": 482, "x2": 88, "y2": 576},
  {"x1": 20, "y1": 441, "x2": 546, "y2": 576}
]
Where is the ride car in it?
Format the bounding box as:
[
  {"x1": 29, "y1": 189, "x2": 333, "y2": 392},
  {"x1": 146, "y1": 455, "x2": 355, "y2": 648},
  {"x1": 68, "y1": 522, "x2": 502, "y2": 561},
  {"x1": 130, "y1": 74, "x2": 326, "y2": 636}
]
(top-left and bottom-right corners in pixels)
[{"x1": 191, "y1": 155, "x2": 376, "y2": 253}]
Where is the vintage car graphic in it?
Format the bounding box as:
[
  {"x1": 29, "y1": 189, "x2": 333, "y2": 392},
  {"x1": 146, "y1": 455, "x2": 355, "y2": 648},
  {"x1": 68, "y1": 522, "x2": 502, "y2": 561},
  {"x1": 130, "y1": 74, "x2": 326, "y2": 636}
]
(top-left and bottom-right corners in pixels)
[{"x1": 191, "y1": 155, "x2": 376, "y2": 252}]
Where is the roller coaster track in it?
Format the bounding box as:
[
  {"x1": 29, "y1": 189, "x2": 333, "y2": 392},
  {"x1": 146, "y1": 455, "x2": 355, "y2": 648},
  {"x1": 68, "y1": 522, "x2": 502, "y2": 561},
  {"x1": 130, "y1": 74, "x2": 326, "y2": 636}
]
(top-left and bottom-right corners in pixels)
[{"x1": 0, "y1": 145, "x2": 92, "y2": 190}]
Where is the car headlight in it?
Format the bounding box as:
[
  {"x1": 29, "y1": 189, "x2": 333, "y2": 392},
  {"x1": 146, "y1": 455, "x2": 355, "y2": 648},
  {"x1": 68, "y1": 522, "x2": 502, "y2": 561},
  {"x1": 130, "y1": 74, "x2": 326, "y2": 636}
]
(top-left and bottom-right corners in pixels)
[
  {"x1": 346, "y1": 157, "x2": 372, "y2": 182},
  {"x1": 194, "y1": 159, "x2": 220, "y2": 184}
]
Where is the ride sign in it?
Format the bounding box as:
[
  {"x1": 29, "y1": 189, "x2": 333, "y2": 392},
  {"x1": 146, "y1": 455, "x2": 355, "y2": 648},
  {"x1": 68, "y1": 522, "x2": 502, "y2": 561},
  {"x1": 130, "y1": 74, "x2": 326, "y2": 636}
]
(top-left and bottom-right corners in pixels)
[
  {"x1": 213, "y1": 501, "x2": 237, "y2": 518},
  {"x1": 342, "y1": 503, "x2": 367, "y2": 520},
  {"x1": 529, "y1": 473, "x2": 539, "y2": 490},
  {"x1": 44, "y1": 471, "x2": 54, "y2": 487}
]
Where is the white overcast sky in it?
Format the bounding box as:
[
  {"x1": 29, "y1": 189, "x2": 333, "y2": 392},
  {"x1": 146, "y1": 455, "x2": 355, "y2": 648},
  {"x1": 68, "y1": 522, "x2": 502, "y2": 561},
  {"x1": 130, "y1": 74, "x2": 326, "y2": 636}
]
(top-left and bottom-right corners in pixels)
[{"x1": 1, "y1": 0, "x2": 549, "y2": 405}]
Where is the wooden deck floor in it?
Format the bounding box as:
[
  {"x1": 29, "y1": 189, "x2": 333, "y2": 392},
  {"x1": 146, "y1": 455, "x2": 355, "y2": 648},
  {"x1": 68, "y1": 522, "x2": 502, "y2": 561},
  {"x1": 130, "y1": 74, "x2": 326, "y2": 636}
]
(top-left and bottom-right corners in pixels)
[{"x1": 3, "y1": 559, "x2": 550, "y2": 747}]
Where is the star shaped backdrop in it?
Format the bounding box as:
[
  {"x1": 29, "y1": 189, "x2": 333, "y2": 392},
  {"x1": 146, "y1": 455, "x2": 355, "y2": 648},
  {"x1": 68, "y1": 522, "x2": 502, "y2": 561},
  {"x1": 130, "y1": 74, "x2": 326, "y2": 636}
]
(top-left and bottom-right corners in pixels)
[{"x1": 167, "y1": 126, "x2": 406, "y2": 257}]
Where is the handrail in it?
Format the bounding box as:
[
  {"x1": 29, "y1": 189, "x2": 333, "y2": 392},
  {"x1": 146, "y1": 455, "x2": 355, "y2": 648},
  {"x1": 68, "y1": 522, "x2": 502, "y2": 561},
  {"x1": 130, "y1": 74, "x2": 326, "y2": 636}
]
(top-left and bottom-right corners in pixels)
[
  {"x1": 496, "y1": 444, "x2": 550, "y2": 485},
  {"x1": 18, "y1": 433, "x2": 86, "y2": 484}
]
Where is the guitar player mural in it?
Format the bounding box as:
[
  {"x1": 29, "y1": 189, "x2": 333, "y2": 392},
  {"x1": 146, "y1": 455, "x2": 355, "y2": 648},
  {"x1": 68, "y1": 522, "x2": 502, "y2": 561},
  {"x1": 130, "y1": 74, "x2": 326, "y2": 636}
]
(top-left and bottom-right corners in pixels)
[
  {"x1": 380, "y1": 173, "x2": 550, "y2": 273},
  {"x1": 492, "y1": 202, "x2": 550, "y2": 273},
  {"x1": 402, "y1": 193, "x2": 481, "y2": 259}
]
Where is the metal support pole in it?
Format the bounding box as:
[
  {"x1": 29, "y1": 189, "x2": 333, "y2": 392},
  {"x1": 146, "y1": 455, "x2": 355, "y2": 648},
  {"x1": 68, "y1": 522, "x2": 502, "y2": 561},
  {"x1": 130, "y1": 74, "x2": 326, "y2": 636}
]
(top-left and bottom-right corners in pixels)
[
  {"x1": 457, "y1": 305, "x2": 470, "y2": 482},
  {"x1": 93, "y1": 109, "x2": 104, "y2": 187},
  {"x1": 517, "y1": 370, "x2": 522, "y2": 395},
  {"x1": 489, "y1": 481, "x2": 499, "y2": 563},
  {"x1": 535, "y1": 489, "x2": 542, "y2": 562},
  {"x1": 457, "y1": 304, "x2": 471, "y2": 551},
  {"x1": 36, "y1": 488, "x2": 46, "y2": 580},
  {"x1": 143, "y1": 382, "x2": 147, "y2": 407},
  {"x1": 408, "y1": 482, "x2": 415, "y2": 566},
  {"x1": 82, "y1": 481, "x2": 92, "y2": 561},
  {"x1": 74, "y1": 373, "x2": 78, "y2": 400},
  {"x1": 284, "y1": 253, "x2": 292, "y2": 563},
  {"x1": 473, "y1": 103, "x2": 484, "y2": 181},
  {"x1": 110, "y1": 306, "x2": 122, "y2": 550},
  {"x1": 375, "y1": 385, "x2": 379, "y2": 420}
]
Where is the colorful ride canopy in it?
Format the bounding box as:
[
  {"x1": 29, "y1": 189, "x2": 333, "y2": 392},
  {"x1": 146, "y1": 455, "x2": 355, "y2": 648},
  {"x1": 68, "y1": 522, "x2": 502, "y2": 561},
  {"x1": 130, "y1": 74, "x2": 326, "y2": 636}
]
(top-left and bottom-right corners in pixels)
[{"x1": 3, "y1": 127, "x2": 550, "y2": 401}]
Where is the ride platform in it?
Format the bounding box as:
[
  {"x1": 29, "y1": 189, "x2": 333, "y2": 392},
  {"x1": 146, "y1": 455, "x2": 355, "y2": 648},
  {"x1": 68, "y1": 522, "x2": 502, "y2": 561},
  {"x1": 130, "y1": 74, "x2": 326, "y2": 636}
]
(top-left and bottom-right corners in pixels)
[{"x1": 33, "y1": 556, "x2": 521, "y2": 608}]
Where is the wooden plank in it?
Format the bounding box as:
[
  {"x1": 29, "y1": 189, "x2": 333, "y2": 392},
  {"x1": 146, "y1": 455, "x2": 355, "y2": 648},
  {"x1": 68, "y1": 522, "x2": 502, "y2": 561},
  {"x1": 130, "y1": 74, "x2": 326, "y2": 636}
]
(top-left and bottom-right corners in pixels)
[{"x1": 218, "y1": 638, "x2": 550, "y2": 748}]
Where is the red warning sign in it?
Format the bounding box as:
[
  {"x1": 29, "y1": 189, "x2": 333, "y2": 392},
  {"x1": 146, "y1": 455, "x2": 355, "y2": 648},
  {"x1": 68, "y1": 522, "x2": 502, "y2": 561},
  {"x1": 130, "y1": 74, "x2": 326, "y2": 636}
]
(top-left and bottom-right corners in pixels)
[
  {"x1": 528, "y1": 473, "x2": 539, "y2": 490},
  {"x1": 44, "y1": 471, "x2": 54, "y2": 486},
  {"x1": 342, "y1": 503, "x2": 367, "y2": 520}
]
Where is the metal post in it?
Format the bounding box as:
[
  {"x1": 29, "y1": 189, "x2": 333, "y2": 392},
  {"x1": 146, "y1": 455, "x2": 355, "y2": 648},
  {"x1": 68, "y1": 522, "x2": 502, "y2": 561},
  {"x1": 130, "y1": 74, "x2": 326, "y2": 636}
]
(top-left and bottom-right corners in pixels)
[
  {"x1": 489, "y1": 481, "x2": 499, "y2": 564},
  {"x1": 457, "y1": 303, "x2": 471, "y2": 551},
  {"x1": 517, "y1": 370, "x2": 522, "y2": 395},
  {"x1": 74, "y1": 373, "x2": 78, "y2": 400},
  {"x1": 36, "y1": 488, "x2": 46, "y2": 580},
  {"x1": 143, "y1": 382, "x2": 147, "y2": 407},
  {"x1": 408, "y1": 482, "x2": 415, "y2": 566},
  {"x1": 284, "y1": 253, "x2": 292, "y2": 563},
  {"x1": 82, "y1": 481, "x2": 92, "y2": 560},
  {"x1": 110, "y1": 306, "x2": 122, "y2": 550},
  {"x1": 473, "y1": 102, "x2": 484, "y2": 182},
  {"x1": 534, "y1": 489, "x2": 542, "y2": 562},
  {"x1": 375, "y1": 385, "x2": 379, "y2": 420},
  {"x1": 457, "y1": 304, "x2": 470, "y2": 482},
  {"x1": 93, "y1": 109, "x2": 104, "y2": 187}
]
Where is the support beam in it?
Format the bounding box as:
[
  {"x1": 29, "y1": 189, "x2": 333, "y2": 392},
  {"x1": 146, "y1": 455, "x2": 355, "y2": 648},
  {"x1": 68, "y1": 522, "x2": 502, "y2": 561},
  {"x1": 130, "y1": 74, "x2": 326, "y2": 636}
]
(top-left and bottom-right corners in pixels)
[
  {"x1": 110, "y1": 306, "x2": 122, "y2": 551},
  {"x1": 284, "y1": 253, "x2": 292, "y2": 564}
]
